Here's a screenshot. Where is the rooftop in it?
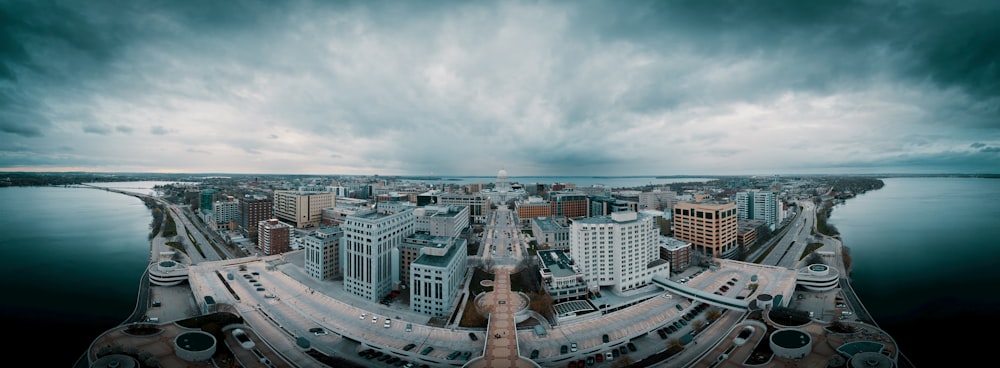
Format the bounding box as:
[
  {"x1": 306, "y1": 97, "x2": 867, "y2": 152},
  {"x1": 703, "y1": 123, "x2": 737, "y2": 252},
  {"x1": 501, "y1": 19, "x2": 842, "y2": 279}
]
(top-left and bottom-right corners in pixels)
[
  {"x1": 532, "y1": 216, "x2": 565, "y2": 232},
  {"x1": 413, "y1": 238, "x2": 466, "y2": 268},
  {"x1": 538, "y1": 250, "x2": 577, "y2": 278}
]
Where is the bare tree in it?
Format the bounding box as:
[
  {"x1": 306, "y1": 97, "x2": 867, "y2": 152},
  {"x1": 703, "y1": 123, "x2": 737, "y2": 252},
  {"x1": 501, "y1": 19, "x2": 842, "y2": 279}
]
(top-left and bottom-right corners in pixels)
[{"x1": 667, "y1": 338, "x2": 684, "y2": 350}]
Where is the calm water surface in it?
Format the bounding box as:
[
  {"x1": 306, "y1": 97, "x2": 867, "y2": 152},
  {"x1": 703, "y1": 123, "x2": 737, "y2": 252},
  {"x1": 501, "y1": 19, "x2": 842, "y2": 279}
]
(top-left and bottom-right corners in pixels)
[
  {"x1": 829, "y1": 177, "x2": 1000, "y2": 367},
  {"x1": 0, "y1": 185, "x2": 156, "y2": 366}
]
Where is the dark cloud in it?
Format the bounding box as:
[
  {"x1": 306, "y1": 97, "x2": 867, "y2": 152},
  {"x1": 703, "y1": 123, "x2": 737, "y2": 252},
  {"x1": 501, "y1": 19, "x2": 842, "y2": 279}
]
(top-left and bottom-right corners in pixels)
[
  {"x1": 0, "y1": 0, "x2": 997, "y2": 175},
  {"x1": 83, "y1": 124, "x2": 112, "y2": 135}
]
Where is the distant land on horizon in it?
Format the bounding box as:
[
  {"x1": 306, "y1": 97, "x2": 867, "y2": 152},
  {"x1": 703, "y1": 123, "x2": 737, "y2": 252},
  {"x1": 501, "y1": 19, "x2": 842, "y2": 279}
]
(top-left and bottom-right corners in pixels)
[{"x1": 1, "y1": 171, "x2": 998, "y2": 181}]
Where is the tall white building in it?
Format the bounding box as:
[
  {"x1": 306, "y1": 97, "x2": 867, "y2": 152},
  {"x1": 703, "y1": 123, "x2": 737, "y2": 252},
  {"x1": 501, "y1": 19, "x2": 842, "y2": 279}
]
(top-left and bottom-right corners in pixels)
[
  {"x1": 408, "y1": 236, "x2": 468, "y2": 317},
  {"x1": 569, "y1": 211, "x2": 670, "y2": 294},
  {"x1": 303, "y1": 227, "x2": 343, "y2": 281},
  {"x1": 735, "y1": 190, "x2": 783, "y2": 230},
  {"x1": 213, "y1": 197, "x2": 240, "y2": 227},
  {"x1": 343, "y1": 208, "x2": 415, "y2": 301}
]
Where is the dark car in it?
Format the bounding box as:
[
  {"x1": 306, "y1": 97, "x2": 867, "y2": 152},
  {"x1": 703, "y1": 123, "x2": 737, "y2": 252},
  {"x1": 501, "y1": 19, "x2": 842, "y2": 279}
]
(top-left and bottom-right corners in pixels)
[
  {"x1": 602, "y1": 334, "x2": 609, "y2": 343},
  {"x1": 468, "y1": 332, "x2": 478, "y2": 341},
  {"x1": 403, "y1": 343, "x2": 416, "y2": 351},
  {"x1": 530, "y1": 349, "x2": 539, "y2": 359},
  {"x1": 420, "y1": 347, "x2": 434, "y2": 355},
  {"x1": 561, "y1": 345, "x2": 568, "y2": 354},
  {"x1": 618, "y1": 346, "x2": 627, "y2": 355},
  {"x1": 627, "y1": 342, "x2": 637, "y2": 352}
]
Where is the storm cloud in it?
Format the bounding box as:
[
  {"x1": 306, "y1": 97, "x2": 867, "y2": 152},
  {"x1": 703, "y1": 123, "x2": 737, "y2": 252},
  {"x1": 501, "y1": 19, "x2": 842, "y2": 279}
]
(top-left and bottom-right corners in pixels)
[{"x1": 1, "y1": 0, "x2": 997, "y2": 175}]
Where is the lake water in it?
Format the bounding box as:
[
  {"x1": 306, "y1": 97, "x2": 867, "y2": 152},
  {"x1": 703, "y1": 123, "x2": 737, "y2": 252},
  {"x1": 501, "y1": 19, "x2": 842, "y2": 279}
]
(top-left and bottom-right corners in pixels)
[
  {"x1": 0, "y1": 185, "x2": 154, "y2": 366},
  {"x1": 2, "y1": 177, "x2": 992, "y2": 367},
  {"x1": 827, "y1": 177, "x2": 1000, "y2": 367}
]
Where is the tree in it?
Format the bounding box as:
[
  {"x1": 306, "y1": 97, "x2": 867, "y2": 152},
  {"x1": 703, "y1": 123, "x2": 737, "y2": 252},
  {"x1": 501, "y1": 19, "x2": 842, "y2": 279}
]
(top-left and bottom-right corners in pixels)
[
  {"x1": 528, "y1": 292, "x2": 554, "y2": 320},
  {"x1": 706, "y1": 309, "x2": 721, "y2": 322},
  {"x1": 692, "y1": 319, "x2": 705, "y2": 332},
  {"x1": 667, "y1": 338, "x2": 684, "y2": 350}
]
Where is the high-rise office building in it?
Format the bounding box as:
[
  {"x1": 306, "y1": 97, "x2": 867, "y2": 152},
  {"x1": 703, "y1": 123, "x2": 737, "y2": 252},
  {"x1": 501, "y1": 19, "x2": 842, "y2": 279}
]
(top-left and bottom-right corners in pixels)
[
  {"x1": 735, "y1": 190, "x2": 783, "y2": 230},
  {"x1": 569, "y1": 211, "x2": 670, "y2": 294},
  {"x1": 405, "y1": 235, "x2": 468, "y2": 317},
  {"x1": 240, "y1": 194, "x2": 272, "y2": 243},
  {"x1": 258, "y1": 219, "x2": 290, "y2": 255},
  {"x1": 436, "y1": 193, "x2": 491, "y2": 224},
  {"x1": 343, "y1": 209, "x2": 415, "y2": 301},
  {"x1": 213, "y1": 196, "x2": 240, "y2": 230},
  {"x1": 549, "y1": 191, "x2": 589, "y2": 218},
  {"x1": 672, "y1": 201, "x2": 739, "y2": 259},
  {"x1": 304, "y1": 226, "x2": 343, "y2": 281},
  {"x1": 200, "y1": 189, "x2": 217, "y2": 213},
  {"x1": 273, "y1": 190, "x2": 335, "y2": 228},
  {"x1": 515, "y1": 196, "x2": 552, "y2": 226}
]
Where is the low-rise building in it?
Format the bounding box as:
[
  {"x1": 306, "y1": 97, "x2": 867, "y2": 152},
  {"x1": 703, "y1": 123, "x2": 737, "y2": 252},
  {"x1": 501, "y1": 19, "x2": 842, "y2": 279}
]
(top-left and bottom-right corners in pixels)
[{"x1": 537, "y1": 249, "x2": 588, "y2": 302}]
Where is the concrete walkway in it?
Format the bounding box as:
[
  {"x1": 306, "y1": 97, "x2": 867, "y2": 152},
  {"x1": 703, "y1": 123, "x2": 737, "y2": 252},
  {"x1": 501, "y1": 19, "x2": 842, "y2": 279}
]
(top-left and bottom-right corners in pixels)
[{"x1": 466, "y1": 267, "x2": 537, "y2": 368}]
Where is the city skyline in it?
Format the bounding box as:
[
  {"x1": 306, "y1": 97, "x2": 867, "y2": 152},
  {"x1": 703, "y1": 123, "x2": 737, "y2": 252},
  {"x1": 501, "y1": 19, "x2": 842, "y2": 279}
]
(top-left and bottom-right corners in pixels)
[{"x1": 2, "y1": 0, "x2": 998, "y2": 176}]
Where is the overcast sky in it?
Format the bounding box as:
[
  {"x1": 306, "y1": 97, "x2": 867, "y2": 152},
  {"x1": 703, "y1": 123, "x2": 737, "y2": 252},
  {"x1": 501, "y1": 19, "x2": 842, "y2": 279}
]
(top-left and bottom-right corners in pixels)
[{"x1": 1, "y1": 0, "x2": 998, "y2": 176}]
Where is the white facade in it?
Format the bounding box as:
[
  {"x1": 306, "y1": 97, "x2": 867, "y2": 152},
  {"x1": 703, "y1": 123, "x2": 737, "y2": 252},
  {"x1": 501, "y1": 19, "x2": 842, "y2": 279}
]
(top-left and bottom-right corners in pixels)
[
  {"x1": 304, "y1": 227, "x2": 343, "y2": 281},
  {"x1": 569, "y1": 211, "x2": 670, "y2": 294},
  {"x1": 343, "y1": 209, "x2": 415, "y2": 301},
  {"x1": 436, "y1": 193, "x2": 491, "y2": 224},
  {"x1": 532, "y1": 216, "x2": 570, "y2": 251},
  {"x1": 735, "y1": 190, "x2": 782, "y2": 230},
  {"x1": 213, "y1": 198, "x2": 240, "y2": 226},
  {"x1": 409, "y1": 237, "x2": 468, "y2": 317},
  {"x1": 414, "y1": 205, "x2": 470, "y2": 238}
]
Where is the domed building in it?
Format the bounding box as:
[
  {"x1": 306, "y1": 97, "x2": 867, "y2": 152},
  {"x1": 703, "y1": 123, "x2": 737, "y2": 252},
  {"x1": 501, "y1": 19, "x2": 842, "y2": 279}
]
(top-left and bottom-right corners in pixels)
[{"x1": 480, "y1": 168, "x2": 526, "y2": 204}]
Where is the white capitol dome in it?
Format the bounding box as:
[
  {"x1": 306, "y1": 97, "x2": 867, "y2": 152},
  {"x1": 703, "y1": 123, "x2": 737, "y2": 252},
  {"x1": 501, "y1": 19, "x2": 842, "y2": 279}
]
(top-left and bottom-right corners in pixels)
[{"x1": 497, "y1": 169, "x2": 508, "y2": 179}]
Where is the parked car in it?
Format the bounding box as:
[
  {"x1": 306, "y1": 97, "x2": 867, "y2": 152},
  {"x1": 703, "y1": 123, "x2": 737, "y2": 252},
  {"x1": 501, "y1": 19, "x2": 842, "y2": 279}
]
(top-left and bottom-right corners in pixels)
[{"x1": 468, "y1": 332, "x2": 478, "y2": 341}]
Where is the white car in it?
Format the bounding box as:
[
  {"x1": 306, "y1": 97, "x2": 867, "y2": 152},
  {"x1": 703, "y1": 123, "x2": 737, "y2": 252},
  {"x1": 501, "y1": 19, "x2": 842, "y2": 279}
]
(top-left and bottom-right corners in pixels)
[
  {"x1": 232, "y1": 328, "x2": 255, "y2": 349},
  {"x1": 384, "y1": 318, "x2": 392, "y2": 328}
]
